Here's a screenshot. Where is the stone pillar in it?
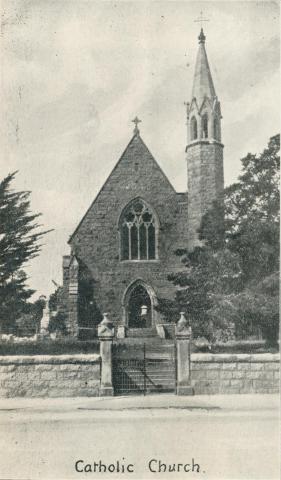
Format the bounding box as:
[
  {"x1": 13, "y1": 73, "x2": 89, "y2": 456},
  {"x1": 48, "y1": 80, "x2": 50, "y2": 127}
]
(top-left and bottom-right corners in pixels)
[
  {"x1": 39, "y1": 296, "x2": 49, "y2": 336},
  {"x1": 98, "y1": 313, "x2": 115, "y2": 396},
  {"x1": 68, "y1": 255, "x2": 79, "y2": 337},
  {"x1": 176, "y1": 312, "x2": 194, "y2": 395},
  {"x1": 117, "y1": 325, "x2": 126, "y2": 339},
  {"x1": 40, "y1": 304, "x2": 50, "y2": 334}
]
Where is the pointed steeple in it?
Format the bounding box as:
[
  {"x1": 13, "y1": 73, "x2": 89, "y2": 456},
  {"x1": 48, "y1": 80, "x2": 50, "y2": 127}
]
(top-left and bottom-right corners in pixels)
[
  {"x1": 186, "y1": 28, "x2": 224, "y2": 251},
  {"x1": 191, "y1": 28, "x2": 216, "y2": 106},
  {"x1": 186, "y1": 28, "x2": 222, "y2": 144}
]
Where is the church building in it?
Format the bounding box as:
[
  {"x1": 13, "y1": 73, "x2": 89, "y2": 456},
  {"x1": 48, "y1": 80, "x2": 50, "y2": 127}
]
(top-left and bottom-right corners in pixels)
[{"x1": 61, "y1": 29, "x2": 224, "y2": 338}]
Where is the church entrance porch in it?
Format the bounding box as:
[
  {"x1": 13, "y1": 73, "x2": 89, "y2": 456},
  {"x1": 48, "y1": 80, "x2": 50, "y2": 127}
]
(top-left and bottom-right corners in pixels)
[
  {"x1": 128, "y1": 284, "x2": 151, "y2": 328},
  {"x1": 122, "y1": 280, "x2": 157, "y2": 335}
]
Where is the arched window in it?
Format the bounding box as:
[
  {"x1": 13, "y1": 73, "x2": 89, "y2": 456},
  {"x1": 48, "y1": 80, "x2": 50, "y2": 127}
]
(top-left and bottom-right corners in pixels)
[
  {"x1": 202, "y1": 113, "x2": 208, "y2": 139},
  {"x1": 213, "y1": 117, "x2": 219, "y2": 140},
  {"x1": 190, "y1": 116, "x2": 198, "y2": 140},
  {"x1": 120, "y1": 199, "x2": 157, "y2": 261}
]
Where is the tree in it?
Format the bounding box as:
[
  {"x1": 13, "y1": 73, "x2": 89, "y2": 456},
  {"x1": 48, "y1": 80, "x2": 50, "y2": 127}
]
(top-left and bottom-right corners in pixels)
[
  {"x1": 217, "y1": 135, "x2": 279, "y2": 346},
  {"x1": 15, "y1": 297, "x2": 45, "y2": 336},
  {"x1": 0, "y1": 172, "x2": 50, "y2": 333},
  {"x1": 160, "y1": 135, "x2": 280, "y2": 346},
  {"x1": 48, "y1": 286, "x2": 67, "y2": 336},
  {"x1": 222, "y1": 134, "x2": 279, "y2": 284},
  {"x1": 49, "y1": 286, "x2": 64, "y2": 312},
  {"x1": 48, "y1": 311, "x2": 67, "y2": 336},
  {"x1": 157, "y1": 245, "x2": 242, "y2": 341}
]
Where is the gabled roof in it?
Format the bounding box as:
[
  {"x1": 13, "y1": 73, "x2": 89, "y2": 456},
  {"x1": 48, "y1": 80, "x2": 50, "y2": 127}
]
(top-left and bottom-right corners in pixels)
[{"x1": 68, "y1": 132, "x2": 177, "y2": 243}]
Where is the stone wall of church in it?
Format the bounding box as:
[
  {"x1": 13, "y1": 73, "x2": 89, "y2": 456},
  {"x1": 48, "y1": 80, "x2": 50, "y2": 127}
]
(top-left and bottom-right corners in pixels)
[{"x1": 67, "y1": 136, "x2": 189, "y2": 330}]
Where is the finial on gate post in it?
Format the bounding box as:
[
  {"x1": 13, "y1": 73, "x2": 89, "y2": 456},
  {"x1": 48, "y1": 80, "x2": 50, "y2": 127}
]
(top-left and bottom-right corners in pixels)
[
  {"x1": 176, "y1": 312, "x2": 192, "y2": 337},
  {"x1": 98, "y1": 312, "x2": 114, "y2": 338}
]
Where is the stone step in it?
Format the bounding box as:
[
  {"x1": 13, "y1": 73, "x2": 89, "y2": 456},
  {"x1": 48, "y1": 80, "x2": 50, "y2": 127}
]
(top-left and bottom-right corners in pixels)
[
  {"x1": 116, "y1": 336, "x2": 173, "y2": 345},
  {"x1": 126, "y1": 328, "x2": 157, "y2": 338}
]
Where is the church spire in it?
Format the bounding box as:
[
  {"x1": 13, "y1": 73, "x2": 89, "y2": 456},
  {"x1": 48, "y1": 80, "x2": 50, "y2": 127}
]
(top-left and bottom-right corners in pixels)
[
  {"x1": 186, "y1": 28, "x2": 222, "y2": 144},
  {"x1": 191, "y1": 28, "x2": 216, "y2": 107},
  {"x1": 186, "y1": 29, "x2": 224, "y2": 251}
]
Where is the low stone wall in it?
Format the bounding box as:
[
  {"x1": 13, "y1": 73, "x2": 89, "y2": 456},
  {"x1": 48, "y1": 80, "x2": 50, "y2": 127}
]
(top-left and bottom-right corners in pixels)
[
  {"x1": 191, "y1": 353, "x2": 279, "y2": 394},
  {"x1": 0, "y1": 352, "x2": 279, "y2": 398},
  {"x1": 0, "y1": 354, "x2": 101, "y2": 398}
]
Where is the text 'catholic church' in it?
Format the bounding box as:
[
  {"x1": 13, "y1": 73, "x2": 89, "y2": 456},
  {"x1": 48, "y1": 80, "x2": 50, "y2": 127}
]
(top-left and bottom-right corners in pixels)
[{"x1": 61, "y1": 29, "x2": 224, "y2": 338}]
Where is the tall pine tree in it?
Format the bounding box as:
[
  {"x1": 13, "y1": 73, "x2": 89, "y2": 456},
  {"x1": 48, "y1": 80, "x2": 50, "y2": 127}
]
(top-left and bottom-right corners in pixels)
[{"x1": 0, "y1": 172, "x2": 50, "y2": 333}]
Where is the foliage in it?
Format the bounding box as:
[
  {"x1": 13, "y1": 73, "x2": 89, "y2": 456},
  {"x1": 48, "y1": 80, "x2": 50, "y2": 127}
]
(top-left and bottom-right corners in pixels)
[
  {"x1": 156, "y1": 298, "x2": 181, "y2": 324},
  {"x1": 0, "y1": 172, "x2": 51, "y2": 333},
  {"x1": 159, "y1": 246, "x2": 242, "y2": 340},
  {"x1": 49, "y1": 286, "x2": 63, "y2": 312},
  {"x1": 15, "y1": 297, "x2": 45, "y2": 336},
  {"x1": 15, "y1": 313, "x2": 38, "y2": 336},
  {"x1": 161, "y1": 135, "x2": 280, "y2": 346},
  {"x1": 78, "y1": 265, "x2": 102, "y2": 329},
  {"x1": 48, "y1": 311, "x2": 67, "y2": 335},
  {"x1": 0, "y1": 338, "x2": 100, "y2": 356},
  {"x1": 214, "y1": 272, "x2": 279, "y2": 347}
]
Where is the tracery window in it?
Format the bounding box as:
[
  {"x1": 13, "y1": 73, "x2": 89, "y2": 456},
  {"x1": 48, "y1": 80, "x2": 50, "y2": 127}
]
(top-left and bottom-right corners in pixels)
[{"x1": 120, "y1": 200, "x2": 157, "y2": 261}]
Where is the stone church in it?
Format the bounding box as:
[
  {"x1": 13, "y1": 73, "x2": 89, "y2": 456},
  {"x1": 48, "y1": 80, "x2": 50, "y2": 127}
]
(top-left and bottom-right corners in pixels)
[{"x1": 61, "y1": 28, "x2": 224, "y2": 338}]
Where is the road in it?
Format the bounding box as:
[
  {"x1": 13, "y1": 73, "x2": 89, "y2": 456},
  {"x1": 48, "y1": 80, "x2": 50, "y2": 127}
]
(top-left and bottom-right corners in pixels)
[{"x1": 0, "y1": 395, "x2": 279, "y2": 480}]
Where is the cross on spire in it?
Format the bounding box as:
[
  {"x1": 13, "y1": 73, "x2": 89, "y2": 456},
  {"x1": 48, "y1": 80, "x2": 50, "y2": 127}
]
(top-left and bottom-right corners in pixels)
[
  {"x1": 194, "y1": 11, "x2": 209, "y2": 43},
  {"x1": 132, "y1": 116, "x2": 141, "y2": 135},
  {"x1": 194, "y1": 11, "x2": 209, "y2": 29}
]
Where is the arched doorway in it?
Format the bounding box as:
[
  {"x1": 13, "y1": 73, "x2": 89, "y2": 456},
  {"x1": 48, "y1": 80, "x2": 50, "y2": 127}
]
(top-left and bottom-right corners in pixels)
[{"x1": 125, "y1": 283, "x2": 153, "y2": 328}]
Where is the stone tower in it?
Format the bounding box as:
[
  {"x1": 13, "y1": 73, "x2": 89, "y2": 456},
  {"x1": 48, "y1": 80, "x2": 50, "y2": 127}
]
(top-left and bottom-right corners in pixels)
[{"x1": 186, "y1": 28, "x2": 224, "y2": 250}]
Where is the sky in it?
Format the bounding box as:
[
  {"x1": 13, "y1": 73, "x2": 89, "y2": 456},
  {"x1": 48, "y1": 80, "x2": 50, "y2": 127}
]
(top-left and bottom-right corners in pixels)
[{"x1": 1, "y1": 0, "x2": 280, "y2": 299}]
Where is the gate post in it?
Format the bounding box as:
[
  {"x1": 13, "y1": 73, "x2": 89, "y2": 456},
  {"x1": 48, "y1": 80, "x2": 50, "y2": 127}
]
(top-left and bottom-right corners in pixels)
[
  {"x1": 176, "y1": 312, "x2": 194, "y2": 395},
  {"x1": 98, "y1": 313, "x2": 115, "y2": 396}
]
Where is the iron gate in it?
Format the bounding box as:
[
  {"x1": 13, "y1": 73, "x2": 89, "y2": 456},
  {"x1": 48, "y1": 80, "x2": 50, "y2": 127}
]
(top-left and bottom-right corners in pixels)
[{"x1": 112, "y1": 342, "x2": 176, "y2": 395}]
